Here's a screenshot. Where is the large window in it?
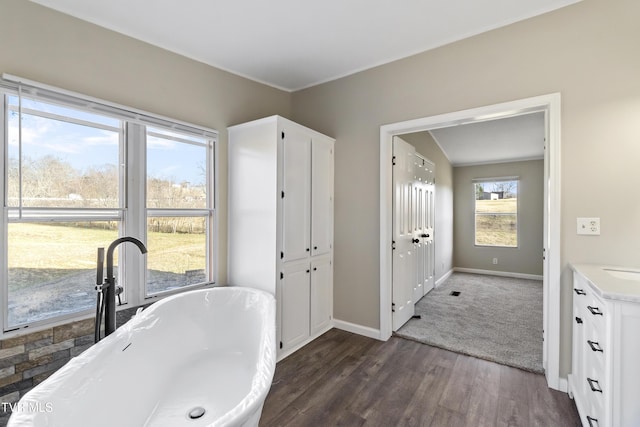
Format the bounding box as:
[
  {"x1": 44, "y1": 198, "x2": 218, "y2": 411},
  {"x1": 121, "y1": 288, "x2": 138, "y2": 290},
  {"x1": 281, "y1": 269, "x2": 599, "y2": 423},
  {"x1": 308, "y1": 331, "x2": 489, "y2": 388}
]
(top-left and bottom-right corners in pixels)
[
  {"x1": 1, "y1": 77, "x2": 217, "y2": 333},
  {"x1": 474, "y1": 178, "x2": 518, "y2": 247},
  {"x1": 146, "y1": 127, "x2": 212, "y2": 296}
]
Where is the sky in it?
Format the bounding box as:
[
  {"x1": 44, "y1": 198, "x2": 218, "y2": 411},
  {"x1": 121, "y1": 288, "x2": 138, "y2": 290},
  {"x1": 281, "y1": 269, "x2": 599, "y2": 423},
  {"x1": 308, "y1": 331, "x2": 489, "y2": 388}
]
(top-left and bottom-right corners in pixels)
[{"x1": 7, "y1": 95, "x2": 208, "y2": 186}]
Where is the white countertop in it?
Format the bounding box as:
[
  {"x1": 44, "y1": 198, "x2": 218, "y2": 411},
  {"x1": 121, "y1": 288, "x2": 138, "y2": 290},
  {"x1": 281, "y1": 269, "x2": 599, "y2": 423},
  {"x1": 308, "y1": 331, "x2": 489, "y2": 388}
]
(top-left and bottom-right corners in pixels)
[{"x1": 571, "y1": 263, "x2": 640, "y2": 303}]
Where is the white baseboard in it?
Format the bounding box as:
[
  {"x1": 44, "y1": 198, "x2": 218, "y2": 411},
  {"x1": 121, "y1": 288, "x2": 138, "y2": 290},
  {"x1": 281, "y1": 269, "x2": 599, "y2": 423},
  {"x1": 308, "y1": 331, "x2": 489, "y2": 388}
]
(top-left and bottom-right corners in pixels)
[
  {"x1": 454, "y1": 267, "x2": 543, "y2": 281},
  {"x1": 557, "y1": 377, "x2": 568, "y2": 393},
  {"x1": 276, "y1": 324, "x2": 333, "y2": 362},
  {"x1": 435, "y1": 268, "x2": 454, "y2": 287},
  {"x1": 333, "y1": 319, "x2": 382, "y2": 341}
]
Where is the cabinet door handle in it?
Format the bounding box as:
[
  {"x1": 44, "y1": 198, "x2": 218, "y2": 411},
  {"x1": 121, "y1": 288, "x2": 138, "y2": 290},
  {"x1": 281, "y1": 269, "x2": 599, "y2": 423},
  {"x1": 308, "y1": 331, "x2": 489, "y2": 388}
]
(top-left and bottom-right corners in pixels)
[
  {"x1": 574, "y1": 288, "x2": 586, "y2": 295},
  {"x1": 412, "y1": 238, "x2": 420, "y2": 243},
  {"x1": 587, "y1": 378, "x2": 603, "y2": 393},
  {"x1": 575, "y1": 316, "x2": 583, "y2": 324},
  {"x1": 587, "y1": 306, "x2": 603, "y2": 316},
  {"x1": 587, "y1": 340, "x2": 603, "y2": 352},
  {"x1": 314, "y1": 246, "x2": 318, "y2": 250},
  {"x1": 586, "y1": 416, "x2": 599, "y2": 427}
]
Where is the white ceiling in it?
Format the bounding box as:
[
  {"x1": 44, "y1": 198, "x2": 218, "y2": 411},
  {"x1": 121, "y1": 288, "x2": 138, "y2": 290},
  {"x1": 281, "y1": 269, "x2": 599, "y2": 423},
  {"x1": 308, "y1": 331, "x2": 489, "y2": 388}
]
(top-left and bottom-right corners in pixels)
[
  {"x1": 30, "y1": 0, "x2": 579, "y2": 92},
  {"x1": 428, "y1": 112, "x2": 545, "y2": 166}
]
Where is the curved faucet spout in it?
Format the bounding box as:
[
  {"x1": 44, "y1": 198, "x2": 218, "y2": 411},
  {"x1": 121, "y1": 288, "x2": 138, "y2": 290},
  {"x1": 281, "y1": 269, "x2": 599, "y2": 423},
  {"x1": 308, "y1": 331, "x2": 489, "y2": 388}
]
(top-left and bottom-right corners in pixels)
[{"x1": 104, "y1": 237, "x2": 147, "y2": 337}]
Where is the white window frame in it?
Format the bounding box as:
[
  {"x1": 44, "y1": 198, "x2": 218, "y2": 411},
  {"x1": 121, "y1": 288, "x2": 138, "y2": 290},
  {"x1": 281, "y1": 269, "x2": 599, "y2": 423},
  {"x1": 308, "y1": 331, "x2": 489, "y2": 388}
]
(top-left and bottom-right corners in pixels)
[
  {"x1": 473, "y1": 176, "x2": 519, "y2": 248},
  {"x1": 0, "y1": 74, "x2": 218, "y2": 337},
  {"x1": 138, "y1": 124, "x2": 217, "y2": 301}
]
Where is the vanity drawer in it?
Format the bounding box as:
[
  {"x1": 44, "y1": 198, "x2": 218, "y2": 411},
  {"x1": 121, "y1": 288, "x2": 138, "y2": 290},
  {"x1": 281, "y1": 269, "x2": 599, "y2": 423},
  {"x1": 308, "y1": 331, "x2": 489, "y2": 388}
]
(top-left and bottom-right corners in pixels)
[
  {"x1": 584, "y1": 363, "x2": 607, "y2": 409},
  {"x1": 582, "y1": 296, "x2": 607, "y2": 335},
  {"x1": 571, "y1": 264, "x2": 640, "y2": 427},
  {"x1": 583, "y1": 327, "x2": 606, "y2": 366},
  {"x1": 584, "y1": 402, "x2": 604, "y2": 427}
]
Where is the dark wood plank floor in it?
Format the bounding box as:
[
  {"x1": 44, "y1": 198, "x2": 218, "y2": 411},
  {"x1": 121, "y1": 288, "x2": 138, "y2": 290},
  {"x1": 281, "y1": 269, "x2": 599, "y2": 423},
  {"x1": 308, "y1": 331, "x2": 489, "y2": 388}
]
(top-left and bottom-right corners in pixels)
[{"x1": 260, "y1": 329, "x2": 581, "y2": 427}]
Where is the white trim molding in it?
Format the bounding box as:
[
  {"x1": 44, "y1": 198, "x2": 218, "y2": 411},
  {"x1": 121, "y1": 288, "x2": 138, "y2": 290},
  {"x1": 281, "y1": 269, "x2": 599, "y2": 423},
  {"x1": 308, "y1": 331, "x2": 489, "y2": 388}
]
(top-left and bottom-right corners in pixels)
[
  {"x1": 436, "y1": 269, "x2": 454, "y2": 287},
  {"x1": 379, "y1": 93, "x2": 562, "y2": 391},
  {"x1": 333, "y1": 319, "x2": 382, "y2": 340},
  {"x1": 453, "y1": 267, "x2": 543, "y2": 281}
]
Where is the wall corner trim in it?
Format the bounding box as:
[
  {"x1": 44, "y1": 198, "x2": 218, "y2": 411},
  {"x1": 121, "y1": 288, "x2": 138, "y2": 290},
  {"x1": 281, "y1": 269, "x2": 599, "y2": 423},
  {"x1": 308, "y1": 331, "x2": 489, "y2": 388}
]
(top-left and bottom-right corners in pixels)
[{"x1": 332, "y1": 319, "x2": 382, "y2": 341}]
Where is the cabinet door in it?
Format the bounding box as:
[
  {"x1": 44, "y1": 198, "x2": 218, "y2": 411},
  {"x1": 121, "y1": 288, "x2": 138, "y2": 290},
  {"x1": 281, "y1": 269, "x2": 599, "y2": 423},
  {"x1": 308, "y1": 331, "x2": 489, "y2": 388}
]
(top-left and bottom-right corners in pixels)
[
  {"x1": 612, "y1": 300, "x2": 640, "y2": 427},
  {"x1": 311, "y1": 138, "x2": 333, "y2": 257},
  {"x1": 310, "y1": 257, "x2": 332, "y2": 335},
  {"x1": 279, "y1": 262, "x2": 311, "y2": 352},
  {"x1": 282, "y1": 127, "x2": 311, "y2": 262}
]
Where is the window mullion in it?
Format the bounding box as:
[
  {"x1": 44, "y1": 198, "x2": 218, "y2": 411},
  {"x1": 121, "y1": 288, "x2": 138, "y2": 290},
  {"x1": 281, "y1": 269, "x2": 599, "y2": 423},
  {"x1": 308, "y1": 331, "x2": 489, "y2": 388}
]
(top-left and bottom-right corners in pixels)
[
  {"x1": 1, "y1": 97, "x2": 7, "y2": 334},
  {"x1": 124, "y1": 123, "x2": 147, "y2": 308},
  {"x1": 209, "y1": 139, "x2": 217, "y2": 283}
]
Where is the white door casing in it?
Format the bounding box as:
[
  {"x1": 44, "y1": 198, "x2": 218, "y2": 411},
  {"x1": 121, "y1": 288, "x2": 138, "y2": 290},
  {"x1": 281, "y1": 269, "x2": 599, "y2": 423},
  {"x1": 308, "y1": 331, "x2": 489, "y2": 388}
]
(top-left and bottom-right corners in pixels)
[{"x1": 379, "y1": 93, "x2": 562, "y2": 391}]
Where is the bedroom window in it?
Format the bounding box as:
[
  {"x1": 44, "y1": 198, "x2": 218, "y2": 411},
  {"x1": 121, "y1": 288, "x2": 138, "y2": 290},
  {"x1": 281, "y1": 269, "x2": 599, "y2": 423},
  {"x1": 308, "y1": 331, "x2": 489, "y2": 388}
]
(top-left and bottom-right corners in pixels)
[
  {"x1": 474, "y1": 178, "x2": 518, "y2": 247},
  {"x1": 1, "y1": 76, "x2": 217, "y2": 334}
]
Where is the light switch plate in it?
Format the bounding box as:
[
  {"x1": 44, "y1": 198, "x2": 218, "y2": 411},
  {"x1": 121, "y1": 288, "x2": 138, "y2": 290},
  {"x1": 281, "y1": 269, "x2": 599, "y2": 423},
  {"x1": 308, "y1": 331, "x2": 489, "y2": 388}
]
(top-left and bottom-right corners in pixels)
[{"x1": 577, "y1": 217, "x2": 600, "y2": 235}]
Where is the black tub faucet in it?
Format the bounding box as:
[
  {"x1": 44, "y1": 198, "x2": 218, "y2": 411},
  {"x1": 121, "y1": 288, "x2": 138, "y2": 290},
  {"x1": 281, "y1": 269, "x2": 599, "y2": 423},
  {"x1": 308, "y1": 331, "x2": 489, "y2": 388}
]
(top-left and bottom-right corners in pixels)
[{"x1": 102, "y1": 237, "x2": 147, "y2": 338}]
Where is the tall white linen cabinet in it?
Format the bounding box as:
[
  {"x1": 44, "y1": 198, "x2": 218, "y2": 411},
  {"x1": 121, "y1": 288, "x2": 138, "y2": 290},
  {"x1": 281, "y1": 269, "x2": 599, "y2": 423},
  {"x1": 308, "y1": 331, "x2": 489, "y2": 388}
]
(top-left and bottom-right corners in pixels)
[{"x1": 228, "y1": 116, "x2": 335, "y2": 360}]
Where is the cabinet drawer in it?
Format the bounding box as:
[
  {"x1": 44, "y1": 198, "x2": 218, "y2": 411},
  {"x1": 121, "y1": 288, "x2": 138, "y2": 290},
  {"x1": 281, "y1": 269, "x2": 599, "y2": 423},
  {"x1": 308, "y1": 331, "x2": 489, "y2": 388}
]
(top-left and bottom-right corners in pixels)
[
  {"x1": 582, "y1": 297, "x2": 607, "y2": 335},
  {"x1": 583, "y1": 328, "x2": 606, "y2": 369},
  {"x1": 584, "y1": 365, "x2": 607, "y2": 407},
  {"x1": 583, "y1": 401, "x2": 604, "y2": 427}
]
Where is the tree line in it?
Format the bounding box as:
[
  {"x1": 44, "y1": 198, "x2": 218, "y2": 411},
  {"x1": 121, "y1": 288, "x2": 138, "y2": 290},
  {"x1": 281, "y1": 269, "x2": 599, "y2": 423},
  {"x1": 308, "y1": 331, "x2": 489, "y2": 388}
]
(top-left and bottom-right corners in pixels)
[{"x1": 8, "y1": 155, "x2": 206, "y2": 234}]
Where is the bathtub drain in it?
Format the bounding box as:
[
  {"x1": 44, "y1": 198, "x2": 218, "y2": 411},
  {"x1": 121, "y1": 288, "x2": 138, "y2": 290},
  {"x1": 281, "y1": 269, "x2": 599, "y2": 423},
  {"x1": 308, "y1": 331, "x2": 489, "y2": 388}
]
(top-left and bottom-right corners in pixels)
[{"x1": 188, "y1": 407, "x2": 206, "y2": 420}]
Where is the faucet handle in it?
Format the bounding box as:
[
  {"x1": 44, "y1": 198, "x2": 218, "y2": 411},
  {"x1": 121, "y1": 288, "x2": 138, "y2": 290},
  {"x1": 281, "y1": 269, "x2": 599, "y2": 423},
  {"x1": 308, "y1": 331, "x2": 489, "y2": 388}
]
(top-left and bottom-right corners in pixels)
[{"x1": 116, "y1": 286, "x2": 123, "y2": 306}]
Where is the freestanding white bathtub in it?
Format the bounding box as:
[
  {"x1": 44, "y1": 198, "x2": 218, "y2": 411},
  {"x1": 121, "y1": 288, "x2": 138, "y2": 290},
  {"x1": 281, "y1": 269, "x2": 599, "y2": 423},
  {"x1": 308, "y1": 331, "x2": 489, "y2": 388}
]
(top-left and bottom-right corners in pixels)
[{"x1": 8, "y1": 287, "x2": 276, "y2": 427}]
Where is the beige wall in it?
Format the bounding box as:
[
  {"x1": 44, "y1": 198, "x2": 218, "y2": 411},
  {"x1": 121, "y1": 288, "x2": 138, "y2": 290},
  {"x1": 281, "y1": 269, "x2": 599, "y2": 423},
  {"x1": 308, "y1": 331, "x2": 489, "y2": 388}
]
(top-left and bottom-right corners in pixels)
[
  {"x1": 3, "y1": 0, "x2": 640, "y2": 380},
  {"x1": 291, "y1": 0, "x2": 640, "y2": 376},
  {"x1": 453, "y1": 160, "x2": 544, "y2": 275},
  {"x1": 400, "y1": 132, "x2": 454, "y2": 281},
  {"x1": 0, "y1": 0, "x2": 292, "y2": 284}
]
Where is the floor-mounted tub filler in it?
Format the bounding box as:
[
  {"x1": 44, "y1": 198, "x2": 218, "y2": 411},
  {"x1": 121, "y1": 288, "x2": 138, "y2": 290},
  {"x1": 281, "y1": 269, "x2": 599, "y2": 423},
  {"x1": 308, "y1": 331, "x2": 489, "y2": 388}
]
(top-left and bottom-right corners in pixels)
[{"x1": 8, "y1": 287, "x2": 276, "y2": 427}]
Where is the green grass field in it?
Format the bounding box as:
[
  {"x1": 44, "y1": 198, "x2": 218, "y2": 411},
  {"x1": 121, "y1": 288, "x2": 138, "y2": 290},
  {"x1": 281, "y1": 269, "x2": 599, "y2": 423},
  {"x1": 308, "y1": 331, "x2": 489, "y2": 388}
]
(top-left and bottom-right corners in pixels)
[
  {"x1": 475, "y1": 198, "x2": 517, "y2": 213},
  {"x1": 7, "y1": 222, "x2": 207, "y2": 326},
  {"x1": 8, "y1": 222, "x2": 205, "y2": 289},
  {"x1": 475, "y1": 199, "x2": 517, "y2": 247}
]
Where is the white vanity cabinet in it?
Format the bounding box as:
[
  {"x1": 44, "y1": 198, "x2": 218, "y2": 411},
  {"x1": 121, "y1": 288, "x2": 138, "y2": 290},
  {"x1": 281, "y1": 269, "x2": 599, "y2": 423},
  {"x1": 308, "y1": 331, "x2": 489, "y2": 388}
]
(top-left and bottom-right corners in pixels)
[
  {"x1": 228, "y1": 115, "x2": 334, "y2": 359},
  {"x1": 570, "y1": 264, "x2": 640, "y2": 427}
]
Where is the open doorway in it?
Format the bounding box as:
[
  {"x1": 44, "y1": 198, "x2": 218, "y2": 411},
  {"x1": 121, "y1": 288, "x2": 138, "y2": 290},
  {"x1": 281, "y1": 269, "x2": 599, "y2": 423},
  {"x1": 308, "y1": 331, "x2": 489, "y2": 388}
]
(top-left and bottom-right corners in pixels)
[
  {"x1": 392, "y1": 118, "x2": 546, "y2": 373},
  {"x1": 379, "y1": 94, "x2": 563, "y2": 391}
]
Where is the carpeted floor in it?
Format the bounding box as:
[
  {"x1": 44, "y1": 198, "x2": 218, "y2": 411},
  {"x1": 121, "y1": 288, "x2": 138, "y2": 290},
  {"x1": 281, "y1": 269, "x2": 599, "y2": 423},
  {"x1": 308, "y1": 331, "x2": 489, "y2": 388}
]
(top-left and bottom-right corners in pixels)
[{"x1": 395, "y1": 272, "x2": 544, "y2": 373}]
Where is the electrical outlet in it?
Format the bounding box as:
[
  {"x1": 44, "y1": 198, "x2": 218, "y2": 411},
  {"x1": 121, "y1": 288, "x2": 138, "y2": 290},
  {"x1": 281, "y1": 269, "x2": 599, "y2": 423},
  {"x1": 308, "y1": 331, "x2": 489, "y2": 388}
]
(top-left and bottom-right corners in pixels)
[
  {"x1": 577, "y1": 217, "x2": 600, "y2": 235},
  {"x1": 492, "y1": 257, "x2": 498, "y2": 265}
]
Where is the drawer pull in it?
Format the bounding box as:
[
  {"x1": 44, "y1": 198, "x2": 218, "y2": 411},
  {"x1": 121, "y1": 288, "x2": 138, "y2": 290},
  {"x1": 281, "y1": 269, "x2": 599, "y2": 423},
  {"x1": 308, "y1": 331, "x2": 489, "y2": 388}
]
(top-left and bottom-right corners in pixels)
[
  {"x1": 574, "y1": 288, "x2": 586, "y2": 295},
  {"x1": 587, "y1": 378, "x2": 603, "y2": 393},
  {"x1": 587, "y1": 306, "x2": 603, "y2": 316},
  {"x1": 587, "y1": 415, "x2": 599, "y2": 427},
  {"x1": 575, "y1": 316, "x2": 583, "y2": 324},
  {"x1": 587, "y1": 340, "x2": 603, "y2": 352}
]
